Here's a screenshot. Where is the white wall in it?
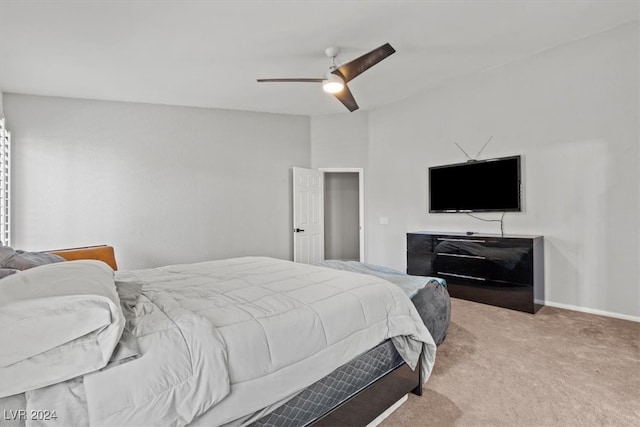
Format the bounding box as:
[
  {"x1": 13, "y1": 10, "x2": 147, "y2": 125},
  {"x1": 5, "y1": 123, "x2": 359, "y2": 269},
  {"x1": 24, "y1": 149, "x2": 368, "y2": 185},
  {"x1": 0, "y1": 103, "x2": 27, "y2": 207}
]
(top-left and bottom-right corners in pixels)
[
  {"x1": 311, "y1": 112, "x2": 368, "y2": 170},
  {"x1": 0, "y1": 91, "x2": 4, "y2": 116},
  {"x1": 5, "y1": 94, "x2": 310, "y2": 269},
  {"x1": 313, "y1": 22, "x2": 639, "y2": 318}
]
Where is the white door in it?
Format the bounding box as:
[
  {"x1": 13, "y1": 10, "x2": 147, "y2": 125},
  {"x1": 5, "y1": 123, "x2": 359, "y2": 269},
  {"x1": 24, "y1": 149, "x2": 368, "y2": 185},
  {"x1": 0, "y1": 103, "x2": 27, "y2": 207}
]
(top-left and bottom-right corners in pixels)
[{"x1": 293, "y1": 167, "x2": 324, "y2": 264}]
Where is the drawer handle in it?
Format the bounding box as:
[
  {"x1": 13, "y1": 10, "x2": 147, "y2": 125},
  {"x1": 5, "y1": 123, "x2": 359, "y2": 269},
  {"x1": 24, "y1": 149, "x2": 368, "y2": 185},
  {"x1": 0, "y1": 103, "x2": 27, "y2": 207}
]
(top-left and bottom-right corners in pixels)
[
  {"x1": 437, "y1": 253, "x2": 486, "y2": 260},
  {"x1": 438, "y1": 272, "x2": 486, "y2": 281},
  {"x1": 437, "y1": 238, "x2": 486, "y2": 243}
]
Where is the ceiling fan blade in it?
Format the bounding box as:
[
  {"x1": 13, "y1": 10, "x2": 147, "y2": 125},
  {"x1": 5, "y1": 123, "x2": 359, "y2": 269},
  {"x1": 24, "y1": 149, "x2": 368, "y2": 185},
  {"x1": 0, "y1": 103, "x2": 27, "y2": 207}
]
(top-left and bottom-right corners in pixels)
[
  {"x1": 333, "y1": 85, "x2": 359, "y2": 112},
  {"x1": 257, "y1": 78, "x2": 324, "y2": 83},
  {"x1": 333, "y1": 43, "x2": 395, "y2": 83}
]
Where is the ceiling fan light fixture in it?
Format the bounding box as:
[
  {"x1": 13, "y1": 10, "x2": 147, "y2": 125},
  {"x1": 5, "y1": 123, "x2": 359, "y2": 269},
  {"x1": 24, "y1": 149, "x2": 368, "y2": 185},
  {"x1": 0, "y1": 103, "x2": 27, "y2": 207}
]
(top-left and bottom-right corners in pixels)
[
  {"x1": 322, "y1": 73, "x2": 344, "y2": 93},
  {"x1": 256, "y1": 43, "x2": 394, "y2": 112}
]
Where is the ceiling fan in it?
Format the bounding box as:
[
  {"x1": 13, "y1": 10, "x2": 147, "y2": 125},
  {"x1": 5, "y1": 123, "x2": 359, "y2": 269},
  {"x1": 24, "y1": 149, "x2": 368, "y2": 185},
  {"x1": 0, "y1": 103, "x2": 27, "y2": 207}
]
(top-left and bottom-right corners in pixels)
[{"x1": 257, "y1": 43, "x2": 395, "y2": 112}]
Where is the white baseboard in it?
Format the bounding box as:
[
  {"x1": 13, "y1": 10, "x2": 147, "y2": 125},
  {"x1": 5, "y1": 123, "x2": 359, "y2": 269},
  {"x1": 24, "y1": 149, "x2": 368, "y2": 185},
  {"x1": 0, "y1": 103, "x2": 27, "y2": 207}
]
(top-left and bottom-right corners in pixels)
[
  {"x1": 537, "y1": 299, "x2": 640, "y2": 322},
  {"x1": 366, "y1": 394, "x2": 408, "y2": 427}
]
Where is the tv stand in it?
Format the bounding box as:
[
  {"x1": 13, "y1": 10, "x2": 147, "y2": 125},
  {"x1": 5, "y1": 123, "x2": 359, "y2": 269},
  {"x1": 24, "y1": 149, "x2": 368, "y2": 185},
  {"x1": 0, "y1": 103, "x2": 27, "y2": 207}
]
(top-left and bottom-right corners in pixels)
[{"x1": 407, "y1": 232, "x2": 544, "y2": 313}]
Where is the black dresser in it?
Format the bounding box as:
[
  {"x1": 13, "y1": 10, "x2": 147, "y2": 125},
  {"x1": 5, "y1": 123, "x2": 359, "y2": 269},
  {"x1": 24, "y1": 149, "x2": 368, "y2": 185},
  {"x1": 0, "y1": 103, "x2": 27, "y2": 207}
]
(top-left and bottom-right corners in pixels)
[{"x1": 407, "y1": 232, "x2": 544, "y2": 313}]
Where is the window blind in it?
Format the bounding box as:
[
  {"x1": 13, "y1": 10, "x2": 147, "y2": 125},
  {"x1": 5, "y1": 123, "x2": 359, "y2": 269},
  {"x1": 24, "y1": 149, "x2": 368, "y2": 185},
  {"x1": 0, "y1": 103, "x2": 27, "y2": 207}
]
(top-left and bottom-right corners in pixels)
[{"x1": 0, "y1": 117, "x2": 10, "y2": 246}]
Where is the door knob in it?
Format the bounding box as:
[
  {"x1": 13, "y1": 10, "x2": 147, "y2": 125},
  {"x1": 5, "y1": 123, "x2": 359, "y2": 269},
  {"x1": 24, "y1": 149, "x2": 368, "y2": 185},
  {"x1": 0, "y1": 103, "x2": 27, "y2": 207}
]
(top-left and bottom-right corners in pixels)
[{"x1": 294, "y1": 228, "x2": 305, "y2": 233}]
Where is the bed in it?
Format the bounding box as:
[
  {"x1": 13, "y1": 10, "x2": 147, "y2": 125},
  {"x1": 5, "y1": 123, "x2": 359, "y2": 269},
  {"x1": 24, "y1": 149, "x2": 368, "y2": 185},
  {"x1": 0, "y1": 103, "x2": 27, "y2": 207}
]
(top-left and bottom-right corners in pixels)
[{"x1": 0, "y1": 246, "x2": 447, "y2": 427}]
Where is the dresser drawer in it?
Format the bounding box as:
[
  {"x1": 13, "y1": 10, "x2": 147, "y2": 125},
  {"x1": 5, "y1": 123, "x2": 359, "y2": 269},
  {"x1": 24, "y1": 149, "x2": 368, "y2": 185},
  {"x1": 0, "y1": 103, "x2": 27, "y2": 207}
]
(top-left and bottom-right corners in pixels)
[
  {"x1": 433, "y1": 253, "x2": 487, "y2": 279},
  {"x1": 485, "y1": 257, "x2": 532, "y2": 285}
]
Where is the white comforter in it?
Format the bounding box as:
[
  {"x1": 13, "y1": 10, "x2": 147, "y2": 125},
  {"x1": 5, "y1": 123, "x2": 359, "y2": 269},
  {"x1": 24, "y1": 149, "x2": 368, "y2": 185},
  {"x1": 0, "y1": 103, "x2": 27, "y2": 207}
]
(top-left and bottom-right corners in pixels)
[{"x1": 52, "y1": 257, "x2": 437, "y2": 426}]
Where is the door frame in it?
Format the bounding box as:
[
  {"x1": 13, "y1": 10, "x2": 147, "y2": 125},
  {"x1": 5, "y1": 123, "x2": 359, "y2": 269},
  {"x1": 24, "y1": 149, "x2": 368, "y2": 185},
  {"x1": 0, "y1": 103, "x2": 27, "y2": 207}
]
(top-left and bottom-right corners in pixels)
[{"x1": 318, "y1": 168, "x2": 365, "y2": 263}]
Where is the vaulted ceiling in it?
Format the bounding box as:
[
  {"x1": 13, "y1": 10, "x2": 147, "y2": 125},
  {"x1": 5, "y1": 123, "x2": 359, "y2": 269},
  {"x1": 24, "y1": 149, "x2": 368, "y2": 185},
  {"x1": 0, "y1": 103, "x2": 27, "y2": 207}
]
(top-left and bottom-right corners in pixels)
[{"x1": 1, "y1": 1, "x2": 637, "y2": 115}]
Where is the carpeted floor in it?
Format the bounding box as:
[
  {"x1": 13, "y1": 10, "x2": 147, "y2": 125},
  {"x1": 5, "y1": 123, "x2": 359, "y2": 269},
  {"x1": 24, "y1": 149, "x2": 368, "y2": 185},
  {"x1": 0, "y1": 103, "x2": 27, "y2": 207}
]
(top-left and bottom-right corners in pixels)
[{"x1": 383, "y1": 298, "x2": 640, "y2": 426}]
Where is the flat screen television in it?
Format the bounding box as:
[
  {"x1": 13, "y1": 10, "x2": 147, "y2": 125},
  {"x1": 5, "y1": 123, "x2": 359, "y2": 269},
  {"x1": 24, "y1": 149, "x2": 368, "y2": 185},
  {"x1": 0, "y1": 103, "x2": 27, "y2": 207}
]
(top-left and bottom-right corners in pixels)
[{"x1": 429, "y1": 155, "x2": 521, "y2": 213}]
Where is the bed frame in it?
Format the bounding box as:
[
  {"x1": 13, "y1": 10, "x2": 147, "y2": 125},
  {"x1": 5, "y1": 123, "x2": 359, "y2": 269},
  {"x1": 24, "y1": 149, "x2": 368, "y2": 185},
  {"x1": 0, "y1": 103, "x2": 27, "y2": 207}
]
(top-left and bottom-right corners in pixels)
[
  {"x1": 309, "y1": 362, "x2": 421, "y2": 427},
  {"x1": 49, "y1": 245, "x2": 422, "y2": 426},
  {"x1": 48, "y1": 245, "x2": 118, "y2": 270}
]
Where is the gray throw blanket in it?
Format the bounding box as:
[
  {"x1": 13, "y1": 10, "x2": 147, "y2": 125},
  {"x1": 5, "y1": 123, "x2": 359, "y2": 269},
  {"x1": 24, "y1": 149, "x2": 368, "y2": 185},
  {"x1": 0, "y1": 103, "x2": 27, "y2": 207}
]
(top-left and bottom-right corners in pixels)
[{"x1": 0, "y1": 246, "x2": 65, "y2": 271}]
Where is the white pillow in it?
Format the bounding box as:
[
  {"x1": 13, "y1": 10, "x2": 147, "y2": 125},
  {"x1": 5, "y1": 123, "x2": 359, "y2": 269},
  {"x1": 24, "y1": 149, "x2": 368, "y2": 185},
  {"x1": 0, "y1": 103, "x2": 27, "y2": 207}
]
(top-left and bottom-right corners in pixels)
[{"x1": 0, "y1": 260, "x2": 125, "y2": 397}]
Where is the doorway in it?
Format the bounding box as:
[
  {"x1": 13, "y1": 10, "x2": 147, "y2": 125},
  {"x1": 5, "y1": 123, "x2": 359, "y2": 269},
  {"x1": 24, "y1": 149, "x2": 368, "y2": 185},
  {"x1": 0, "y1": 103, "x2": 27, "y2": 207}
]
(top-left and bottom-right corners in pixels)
[{"x1": 320, "y1": 168, "x2": 364, "y2": 262}]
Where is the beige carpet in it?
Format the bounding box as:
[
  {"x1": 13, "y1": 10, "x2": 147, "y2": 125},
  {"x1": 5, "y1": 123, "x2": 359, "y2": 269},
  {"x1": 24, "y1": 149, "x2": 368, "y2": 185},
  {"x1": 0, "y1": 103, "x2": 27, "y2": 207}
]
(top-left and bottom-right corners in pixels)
[{"x1": 383, "y1": 298, "x2": 640, "y2": 426}]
